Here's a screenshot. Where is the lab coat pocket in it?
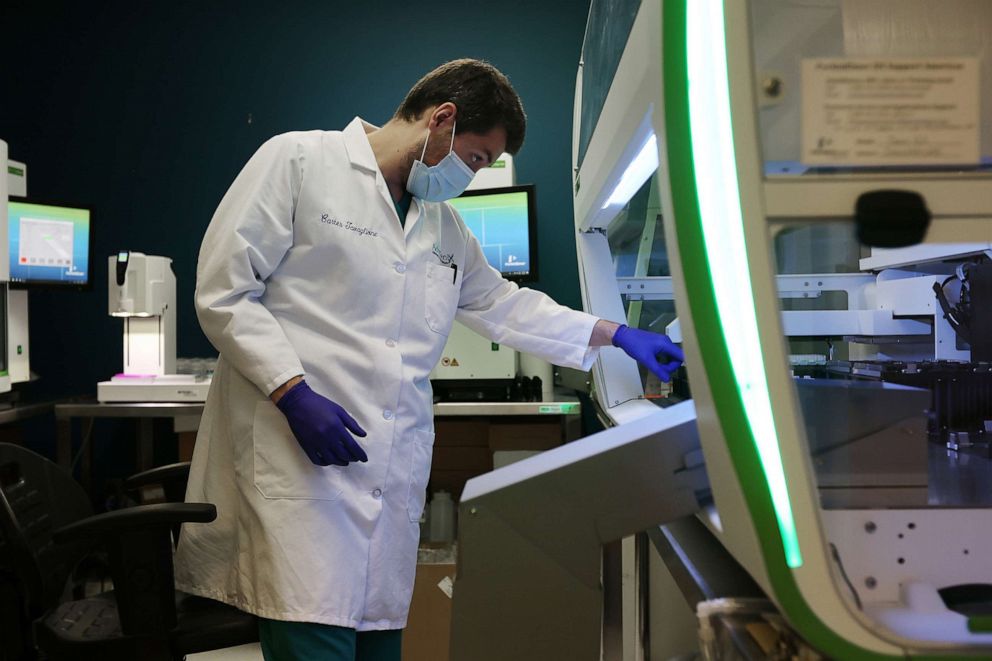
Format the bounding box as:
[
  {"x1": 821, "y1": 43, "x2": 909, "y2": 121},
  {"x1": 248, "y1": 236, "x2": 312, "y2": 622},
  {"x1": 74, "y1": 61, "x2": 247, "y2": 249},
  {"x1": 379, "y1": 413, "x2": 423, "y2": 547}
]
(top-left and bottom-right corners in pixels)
[
  {"x1": 406, "y1": 428, "x2": 435, "y2": 522},
  {"x1": 252, "y1": 401, "x2": 344, "y2": 501},
  {"x1": 425, "y1": 262, "x2": 461, "y2": 336}
]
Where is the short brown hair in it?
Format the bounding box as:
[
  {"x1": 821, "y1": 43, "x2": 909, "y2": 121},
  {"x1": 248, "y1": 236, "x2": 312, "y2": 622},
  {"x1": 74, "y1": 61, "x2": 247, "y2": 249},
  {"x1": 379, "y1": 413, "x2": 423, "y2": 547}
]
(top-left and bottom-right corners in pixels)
[{"x1": 395, "y1": 59, "x2": 527, "y2": 154}]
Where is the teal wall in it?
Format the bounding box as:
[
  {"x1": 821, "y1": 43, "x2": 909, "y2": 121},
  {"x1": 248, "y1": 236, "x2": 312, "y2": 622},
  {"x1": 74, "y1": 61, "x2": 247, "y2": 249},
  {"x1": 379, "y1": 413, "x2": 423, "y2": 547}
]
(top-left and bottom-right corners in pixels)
[{"x1": 1, "y1": 0, "x2": 592, "y2": 400}]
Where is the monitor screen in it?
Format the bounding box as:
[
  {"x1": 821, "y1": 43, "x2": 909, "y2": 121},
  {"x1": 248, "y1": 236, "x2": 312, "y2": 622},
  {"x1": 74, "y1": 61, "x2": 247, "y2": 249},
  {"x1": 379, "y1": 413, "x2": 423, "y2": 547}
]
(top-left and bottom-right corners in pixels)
[
  {"x1": 447, "y1": 184, "x2": 538, "y2": 282},
  {"x1": 7, "y1": 200, "x2": 91, "y2": 288}
]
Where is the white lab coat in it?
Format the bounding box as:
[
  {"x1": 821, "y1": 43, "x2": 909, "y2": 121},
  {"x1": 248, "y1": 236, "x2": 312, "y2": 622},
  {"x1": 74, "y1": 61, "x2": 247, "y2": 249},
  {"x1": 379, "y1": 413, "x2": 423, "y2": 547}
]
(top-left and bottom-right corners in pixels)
[{"x1": 173, "y1": 117, "x2": 600, "y2": 630}]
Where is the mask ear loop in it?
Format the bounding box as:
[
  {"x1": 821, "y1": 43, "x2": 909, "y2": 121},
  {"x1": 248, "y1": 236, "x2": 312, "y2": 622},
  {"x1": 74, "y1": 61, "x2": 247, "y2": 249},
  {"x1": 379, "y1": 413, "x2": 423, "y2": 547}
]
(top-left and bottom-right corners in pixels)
[
  {"x1": 421, "y1": 115, "x2": 457, "y2": 163},
  {"x1": 438, "y1": 119, "x2": 457, "y2": 251},
  {"x1": 419, "y1": 127, "x2": 430, "y2": 163}
]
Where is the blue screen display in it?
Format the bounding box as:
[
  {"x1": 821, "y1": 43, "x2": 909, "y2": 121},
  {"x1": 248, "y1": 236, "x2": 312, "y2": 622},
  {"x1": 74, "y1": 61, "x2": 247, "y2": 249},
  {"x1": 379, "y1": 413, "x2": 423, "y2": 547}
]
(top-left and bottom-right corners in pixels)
[
  {"x1": 447, "y1": 188, "x2": 533, "y2": 279},
  {"x1": 8, "y1": 201, "x2": 91, "y2": 286}
]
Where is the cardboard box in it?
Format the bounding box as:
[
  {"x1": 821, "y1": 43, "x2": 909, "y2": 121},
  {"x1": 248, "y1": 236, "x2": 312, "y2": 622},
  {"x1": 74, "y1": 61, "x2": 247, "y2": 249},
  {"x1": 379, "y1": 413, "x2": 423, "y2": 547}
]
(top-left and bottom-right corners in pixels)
[{"x1": 402, "y1": 563, "x2": 456, "y2": 661}]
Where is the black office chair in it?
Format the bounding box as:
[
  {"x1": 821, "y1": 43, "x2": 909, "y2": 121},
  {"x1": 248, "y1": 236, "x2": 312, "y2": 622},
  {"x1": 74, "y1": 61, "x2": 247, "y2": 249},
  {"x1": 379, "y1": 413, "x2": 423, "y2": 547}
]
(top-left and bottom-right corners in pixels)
[
  {"x1": 124, "y1": 462, "x2": 192, "y2": 506},
  {"x1": 0, "y1": 443, "x2": 257, "y2": 661},
  {"x1": 124, "y1": 461, "x2": 193, "y2": 548}
]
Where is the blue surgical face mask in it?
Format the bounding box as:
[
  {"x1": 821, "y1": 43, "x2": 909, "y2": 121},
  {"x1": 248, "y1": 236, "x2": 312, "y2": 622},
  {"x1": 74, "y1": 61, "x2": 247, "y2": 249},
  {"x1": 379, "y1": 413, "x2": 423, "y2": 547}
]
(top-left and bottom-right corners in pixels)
[{"x1": 405, "y1": 120, "x2": 475, "y2": 202}]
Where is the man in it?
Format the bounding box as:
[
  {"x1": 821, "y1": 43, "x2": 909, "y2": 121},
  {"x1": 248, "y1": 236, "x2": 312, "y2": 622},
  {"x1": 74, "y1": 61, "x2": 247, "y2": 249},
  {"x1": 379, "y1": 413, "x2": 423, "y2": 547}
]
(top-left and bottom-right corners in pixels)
[{"x1": 174, "y1": 59, "x2": 683, "y2": 661}]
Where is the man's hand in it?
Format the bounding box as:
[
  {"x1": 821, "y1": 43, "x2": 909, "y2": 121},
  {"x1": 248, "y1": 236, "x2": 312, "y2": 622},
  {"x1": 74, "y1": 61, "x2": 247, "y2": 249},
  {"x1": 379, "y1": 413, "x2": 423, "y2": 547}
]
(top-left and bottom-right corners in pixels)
[
  {"x1": 274, "y1": 380, "x2": 368, "y2": 466},
  {"x1": 611, "y1": 324, "x2": 685, "y2": 383}
]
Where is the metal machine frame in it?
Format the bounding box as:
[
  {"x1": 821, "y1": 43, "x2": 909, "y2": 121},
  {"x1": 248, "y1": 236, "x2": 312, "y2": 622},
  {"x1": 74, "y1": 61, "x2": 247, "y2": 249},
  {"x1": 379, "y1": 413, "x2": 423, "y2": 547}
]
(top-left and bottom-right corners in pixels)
[
  {"x1": 453, "y1": 1, "x2": 992, "y2": 658},
  {"x1": 450, "y1": 402, "x2": 705, "y2": 661},
  {"x1": 662, "y1": 1, "x2": 992, "y2": 654},
  {"x1": 578, "y1": 0, "x2": 992, "y2": 657}
]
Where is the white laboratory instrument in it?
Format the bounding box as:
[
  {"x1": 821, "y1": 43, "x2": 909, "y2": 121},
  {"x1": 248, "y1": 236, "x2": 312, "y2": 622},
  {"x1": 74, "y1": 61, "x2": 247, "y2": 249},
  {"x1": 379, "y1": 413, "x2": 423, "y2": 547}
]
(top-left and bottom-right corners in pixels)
[
  {"x1": 0, "y1": 160, "x2": 31, "y2": 383},
  {"x1": 97, "y1": 251, "x2": 209, "y2": 402},
  {"x1": 430, "y1": 153, "x2": 520, "y2": 396},
  {"x1": 0, "y1": 140, "x2": 13, "y2": 395},
  {"x1": 8, "y1": 292, "x2": 28, "y2": 384},
  {"x1": 6, "y1": 157, "x2": 35, "y2": 385}
]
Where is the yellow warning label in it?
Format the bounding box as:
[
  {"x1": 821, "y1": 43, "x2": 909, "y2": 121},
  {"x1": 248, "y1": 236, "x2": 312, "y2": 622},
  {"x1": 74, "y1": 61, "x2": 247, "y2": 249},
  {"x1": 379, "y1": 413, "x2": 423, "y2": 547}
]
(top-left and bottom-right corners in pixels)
[{"x1": 450, "y1": 358, "x2": 460, "y2": 366}]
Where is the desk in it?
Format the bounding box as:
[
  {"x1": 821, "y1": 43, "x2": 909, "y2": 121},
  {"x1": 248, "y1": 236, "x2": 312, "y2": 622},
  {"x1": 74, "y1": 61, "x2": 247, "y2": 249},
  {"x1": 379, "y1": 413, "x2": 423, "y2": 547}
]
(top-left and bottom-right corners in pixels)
[
  {"x1": 54, "y1": 402, "x2": 204, "y2": 489},
  {"x1": 0, "y1": 400, "x2": 59, "y2": 454},
  {"x1": 53, "y1": 396, "x2": 583, "y2": 493},
  {"x1": 0, "y1": 400, "x2": 57, "y2": 424}
]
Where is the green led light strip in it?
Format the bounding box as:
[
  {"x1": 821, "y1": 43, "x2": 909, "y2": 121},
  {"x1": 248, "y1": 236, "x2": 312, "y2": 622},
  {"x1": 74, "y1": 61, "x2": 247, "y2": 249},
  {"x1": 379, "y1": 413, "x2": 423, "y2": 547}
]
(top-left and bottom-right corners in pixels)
[{"x1": 684, "y1": 0, "x2": 801, "y2": 568}]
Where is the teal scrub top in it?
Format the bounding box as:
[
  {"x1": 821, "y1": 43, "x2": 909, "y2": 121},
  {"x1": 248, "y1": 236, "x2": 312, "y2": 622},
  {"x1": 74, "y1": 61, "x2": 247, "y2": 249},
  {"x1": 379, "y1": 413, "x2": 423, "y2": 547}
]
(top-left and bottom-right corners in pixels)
[{"x1": 394, "y1": 192, "x2": 412, "y2": 227}]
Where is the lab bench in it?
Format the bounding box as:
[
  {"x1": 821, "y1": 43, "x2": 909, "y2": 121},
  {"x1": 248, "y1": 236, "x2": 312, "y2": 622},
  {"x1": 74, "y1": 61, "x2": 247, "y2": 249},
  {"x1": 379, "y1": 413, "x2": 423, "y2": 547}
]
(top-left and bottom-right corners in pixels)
[
  {"x1": 0, "y1": 399, "x2": 59, "y2": 451},
  {"x1": 54, "y1": 401, "x2": 203, "y2": 491},
  {"x1": 52, "y1": 395, "x2": 583, "y2": 494},
  {"x1": 0, "y1": 400, "x2": 57, "y2": 424},
  {"x1": 430, "y1": 397, "x2": 583, "y2": 500}
]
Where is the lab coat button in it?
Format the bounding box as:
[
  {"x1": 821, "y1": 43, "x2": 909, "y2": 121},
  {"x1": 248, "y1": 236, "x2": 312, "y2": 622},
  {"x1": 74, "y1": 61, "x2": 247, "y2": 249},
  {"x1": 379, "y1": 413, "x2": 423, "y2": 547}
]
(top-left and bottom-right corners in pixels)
[
  {"x1": 386, "y1": 338, "x2": 396, "y2": 348},
  {"x1": 394, "y1": 263, "x2": 406, "y2": 274},
  {"x1": 372, "y1": 488, "x2": 382, "y2": 499},
  {"x1": 383, "y1": 409, "x2": 393, "y2": 420}
]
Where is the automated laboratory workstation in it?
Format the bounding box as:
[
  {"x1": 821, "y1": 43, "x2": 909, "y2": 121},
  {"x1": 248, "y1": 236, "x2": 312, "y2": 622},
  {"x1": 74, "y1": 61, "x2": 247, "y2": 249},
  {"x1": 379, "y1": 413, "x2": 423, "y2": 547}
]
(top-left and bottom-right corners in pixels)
[
  {"x1": 452, "y1": 1, "x2": 992, "y2": 659},
  {"x1": 97, "y1": 251, "x2": 211, "y2": 402},
  {"x1": 0, "y1": 139, "x2": 14, "y2": 397},
  {"x1": 2, "y1": 138, "x2": 57, "y2": 396},
  {"x1": 429, "y1": 154, "x2": 552, "y2": 401}
]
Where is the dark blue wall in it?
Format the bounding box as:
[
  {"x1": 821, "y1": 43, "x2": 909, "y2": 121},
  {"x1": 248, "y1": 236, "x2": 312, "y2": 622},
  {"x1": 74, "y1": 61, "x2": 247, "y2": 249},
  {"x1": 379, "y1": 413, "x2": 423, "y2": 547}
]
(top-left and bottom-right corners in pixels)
[{"x1": 1, "y1": 0, "x2": 591, "y2": 400}]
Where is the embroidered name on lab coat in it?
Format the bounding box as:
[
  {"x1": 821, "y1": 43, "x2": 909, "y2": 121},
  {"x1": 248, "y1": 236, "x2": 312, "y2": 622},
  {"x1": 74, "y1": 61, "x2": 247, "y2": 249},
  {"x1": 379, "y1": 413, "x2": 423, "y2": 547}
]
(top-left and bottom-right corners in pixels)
[
  {"x1": 432, "y1": 242, "x2": 454, "y2": 265},
  {"x1": 321, "y1": 213, "x2": 378, "y2": 238}
]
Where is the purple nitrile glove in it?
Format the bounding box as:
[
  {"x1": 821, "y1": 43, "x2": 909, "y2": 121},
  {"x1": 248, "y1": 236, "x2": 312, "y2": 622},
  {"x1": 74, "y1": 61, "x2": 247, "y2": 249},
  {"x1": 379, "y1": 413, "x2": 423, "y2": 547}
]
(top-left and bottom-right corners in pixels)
[
  {"x1": 275, "y1": 380, "x2": 368, "y2": 467},
  {"x1": 611, "y1": 324, "x2": 685, "y2": 383}
]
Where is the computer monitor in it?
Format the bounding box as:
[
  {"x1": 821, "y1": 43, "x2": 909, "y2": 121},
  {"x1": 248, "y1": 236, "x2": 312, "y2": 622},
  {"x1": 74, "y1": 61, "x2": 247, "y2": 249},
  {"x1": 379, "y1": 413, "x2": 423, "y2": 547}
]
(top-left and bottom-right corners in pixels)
[
  {"x1": 7, "y1": 200, "x2": 92, "y2": 289},
  {"x1": 447, "y1": 184, "x2": 538, "y2": 283}
]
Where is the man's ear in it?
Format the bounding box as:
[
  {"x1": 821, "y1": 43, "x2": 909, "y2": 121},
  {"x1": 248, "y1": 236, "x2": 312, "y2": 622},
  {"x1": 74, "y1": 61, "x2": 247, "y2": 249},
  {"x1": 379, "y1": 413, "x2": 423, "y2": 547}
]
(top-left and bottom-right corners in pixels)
[{"x1": 430, "y1": 102, "x2": 458, "y2": 130}]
